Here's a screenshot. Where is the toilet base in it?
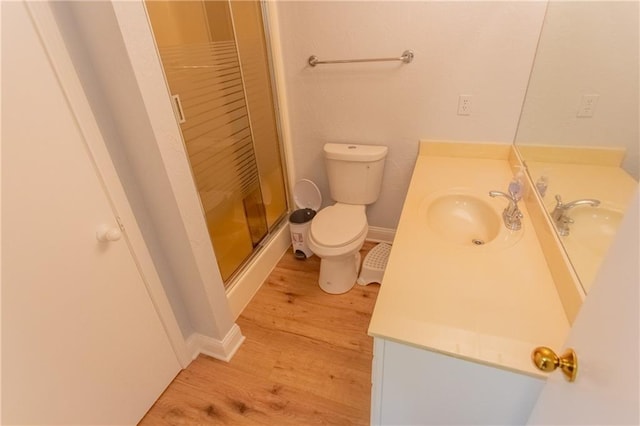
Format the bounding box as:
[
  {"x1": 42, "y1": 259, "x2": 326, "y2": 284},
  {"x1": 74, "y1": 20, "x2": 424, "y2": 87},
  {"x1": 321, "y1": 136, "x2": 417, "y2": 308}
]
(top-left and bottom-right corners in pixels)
[{"x1": 318, "y1": 252, "x2": 361, "y2": 294}]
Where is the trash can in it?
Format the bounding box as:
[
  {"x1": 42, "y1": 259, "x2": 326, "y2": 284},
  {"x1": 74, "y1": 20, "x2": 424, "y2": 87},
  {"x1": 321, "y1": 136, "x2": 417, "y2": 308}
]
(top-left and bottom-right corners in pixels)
[
  {"x1": 289, "y1": 208, "x2": 316, "y2": 259},
  {"x1": 290, "y1": 179, "x2": 322, "y2": 259}
]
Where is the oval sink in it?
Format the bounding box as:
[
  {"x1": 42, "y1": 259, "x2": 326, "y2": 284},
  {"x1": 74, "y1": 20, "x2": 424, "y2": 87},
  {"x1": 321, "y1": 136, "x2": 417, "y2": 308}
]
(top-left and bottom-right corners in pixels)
[
  {"x1": 568, "y1": 206, "x2": 623, "y2": 256},
  {"x1": 426, "y1": 194, "x2": 501, "y2": 246}
]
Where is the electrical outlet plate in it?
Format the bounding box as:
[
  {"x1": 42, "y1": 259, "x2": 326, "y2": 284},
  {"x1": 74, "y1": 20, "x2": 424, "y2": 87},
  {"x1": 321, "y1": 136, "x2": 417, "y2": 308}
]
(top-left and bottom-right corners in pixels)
[
  {"x1": 458, "y1": 95, "x2": 472, "y2": 116},
  {"x1": 577, "y1": 94, "x2": 599, "y2": 117}
]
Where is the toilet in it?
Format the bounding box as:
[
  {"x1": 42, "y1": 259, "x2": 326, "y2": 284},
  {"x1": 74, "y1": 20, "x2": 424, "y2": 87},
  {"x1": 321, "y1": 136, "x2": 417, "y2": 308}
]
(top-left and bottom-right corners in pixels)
[{"x1": 307, "y1": 143, "x2": 388, "y2": 294}]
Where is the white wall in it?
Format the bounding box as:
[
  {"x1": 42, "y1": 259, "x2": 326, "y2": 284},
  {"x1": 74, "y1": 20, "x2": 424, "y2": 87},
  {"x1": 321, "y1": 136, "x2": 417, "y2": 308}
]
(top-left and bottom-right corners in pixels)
[
  {"x1": 515, "y1": 1, "x2": 639, "y2": 179},
  {"x1": 50, "y1": 1, "x2": 237, "y2": 344},
  {"x1": 275, "y1": 1, "x2": 547, "y2": 229}
]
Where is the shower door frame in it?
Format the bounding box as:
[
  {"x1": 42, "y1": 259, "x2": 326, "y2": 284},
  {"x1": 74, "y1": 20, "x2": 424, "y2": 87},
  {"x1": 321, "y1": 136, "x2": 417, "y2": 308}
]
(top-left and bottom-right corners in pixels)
[
  {"x1": 144, "y1": 0, "x2": 292, "y2": 287},
  {"x1": 222, "y1": 0, "x2": 296, "y2": 316},
  {"x1": 224, "y1": 0, "x2": 294, "y2": 284},
  {"x1": 221, "y1": 0, "x2": 296, "y2": 317},
  {"x1": 121, "y1": 0, "x2": 295, "y2": 319}
]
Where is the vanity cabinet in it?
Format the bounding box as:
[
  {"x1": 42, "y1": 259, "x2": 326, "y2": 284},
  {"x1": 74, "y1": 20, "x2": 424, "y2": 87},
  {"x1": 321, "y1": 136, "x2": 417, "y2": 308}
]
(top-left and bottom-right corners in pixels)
[
  {"x1": 371, "y1": 338, "x2": 544, "y2": 425},
  {"x1": 367, "y1": 142, "x2": 570, "y2": 424}
]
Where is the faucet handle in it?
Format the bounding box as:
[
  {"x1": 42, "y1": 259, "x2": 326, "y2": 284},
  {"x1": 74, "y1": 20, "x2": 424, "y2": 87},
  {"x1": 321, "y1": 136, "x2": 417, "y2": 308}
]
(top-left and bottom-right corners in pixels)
[
  {"x1": 554, "y1": 194, "x2": 564, "y2": 209},
  {"x1": 560, "y1": 215, "x2": 574, "y2": 225},
  {"x1": 489, "y1": 190, "x2": 523, "y2": 231},
  {"x1": 509, "y1": 187, "x2": 523, "y2": 202}
]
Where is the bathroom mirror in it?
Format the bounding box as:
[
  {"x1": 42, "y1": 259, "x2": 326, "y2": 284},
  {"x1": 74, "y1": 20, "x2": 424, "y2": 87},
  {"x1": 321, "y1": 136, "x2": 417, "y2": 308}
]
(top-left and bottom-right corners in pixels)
[{"x1": 514, "y1": 1, "x2": 639, "y2": 294}]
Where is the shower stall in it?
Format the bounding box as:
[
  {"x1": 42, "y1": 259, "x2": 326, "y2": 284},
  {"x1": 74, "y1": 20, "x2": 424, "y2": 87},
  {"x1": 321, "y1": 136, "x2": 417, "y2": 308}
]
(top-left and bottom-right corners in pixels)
[{"x1": 145, "y1": 0, "x2": 288, "y2": 283}]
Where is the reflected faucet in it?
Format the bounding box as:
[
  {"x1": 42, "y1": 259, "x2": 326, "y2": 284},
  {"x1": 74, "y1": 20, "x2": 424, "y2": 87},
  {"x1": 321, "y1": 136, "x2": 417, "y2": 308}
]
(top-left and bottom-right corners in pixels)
[
  {"x1": 489, "y1": 190, "x2": 523, "y2": 231},
  {"x1": 551, "y1": 195, "x2": 601, "y2": 236}
]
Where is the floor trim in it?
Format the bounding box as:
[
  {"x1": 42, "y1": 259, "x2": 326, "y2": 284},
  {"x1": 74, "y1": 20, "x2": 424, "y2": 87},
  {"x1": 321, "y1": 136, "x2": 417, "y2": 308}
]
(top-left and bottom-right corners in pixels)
[
  {"x1": 367, "y1": 226, "x2": 395, "y2": 243},
  {"x1": 186, "y1": 324, "x2": 246, "y2": 362}
]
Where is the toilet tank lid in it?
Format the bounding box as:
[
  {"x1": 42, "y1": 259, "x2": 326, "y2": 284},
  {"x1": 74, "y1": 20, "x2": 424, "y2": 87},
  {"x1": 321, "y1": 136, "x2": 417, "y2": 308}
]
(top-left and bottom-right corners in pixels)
[{"x1": 324, "y1": 143, "x2": 388, "y2": 162}]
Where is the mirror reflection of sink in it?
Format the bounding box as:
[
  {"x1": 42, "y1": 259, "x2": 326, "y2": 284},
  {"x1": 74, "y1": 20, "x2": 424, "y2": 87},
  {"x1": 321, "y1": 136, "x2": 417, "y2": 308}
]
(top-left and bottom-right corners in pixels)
[
  {"x1": 566, "y1": 206, "x2": 623, "y2": 256},
  {"x1": 426, "y1": 194, "x2": 501, "y2": 246}
]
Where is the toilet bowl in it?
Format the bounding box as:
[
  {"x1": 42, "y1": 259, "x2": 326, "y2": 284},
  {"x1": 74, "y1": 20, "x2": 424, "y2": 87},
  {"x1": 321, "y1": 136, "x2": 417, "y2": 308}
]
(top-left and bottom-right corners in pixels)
[
  {"x1": 306, "y1": 143, "x2": 388, "y2": 294},
  {"x1": 308, "y1": 203, "x2": 368, "y2": 294}
]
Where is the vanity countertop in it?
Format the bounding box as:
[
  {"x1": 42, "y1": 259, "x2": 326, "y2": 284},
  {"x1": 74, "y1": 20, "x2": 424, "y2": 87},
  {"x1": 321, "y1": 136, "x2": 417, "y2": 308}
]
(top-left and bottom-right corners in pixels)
[
  {"x1": 526, "y1": 159, "x2": 637, "y2": 293},
  {"x1": 368, "y1": 141, "x2": 569, "y2": 378}
]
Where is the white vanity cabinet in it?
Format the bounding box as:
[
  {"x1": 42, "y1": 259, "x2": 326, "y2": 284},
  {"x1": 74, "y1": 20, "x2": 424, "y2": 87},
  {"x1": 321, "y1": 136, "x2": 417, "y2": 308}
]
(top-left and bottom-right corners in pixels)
[
  {"x1": 371, "y1": 338, "x2": 544, "y2": 425},
  {"x1": 367, "y1": 143, "x2": 570, "y2": 425}
]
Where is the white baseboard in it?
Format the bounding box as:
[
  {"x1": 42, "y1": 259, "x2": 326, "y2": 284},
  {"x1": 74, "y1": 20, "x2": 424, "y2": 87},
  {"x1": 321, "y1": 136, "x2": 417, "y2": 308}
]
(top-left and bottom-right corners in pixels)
[
  {"x1": 186, "y1": 323, "x2": 245, "y2": 362},
  {"x1": 226, "y1": 222, "x2": 291, "y2": 320},
  {"x1": 367, "y1": 226, "x2": 395, "y2": 243}
]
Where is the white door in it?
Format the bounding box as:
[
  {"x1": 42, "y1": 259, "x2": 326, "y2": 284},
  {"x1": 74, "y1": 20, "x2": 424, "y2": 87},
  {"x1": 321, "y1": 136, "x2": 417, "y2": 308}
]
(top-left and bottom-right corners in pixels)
[
  {"x1": 528, "y1": 190, "x2": 639, "y2": 424},
  {"x1": 2, "y1": 2, "x2": 181, "y2": 424}
]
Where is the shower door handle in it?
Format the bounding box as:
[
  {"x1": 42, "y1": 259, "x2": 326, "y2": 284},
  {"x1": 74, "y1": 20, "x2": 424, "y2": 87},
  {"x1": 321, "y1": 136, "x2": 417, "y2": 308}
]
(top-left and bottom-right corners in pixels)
[{"x1": 171, "y1": 94, "x2": 186, "y2": 124}]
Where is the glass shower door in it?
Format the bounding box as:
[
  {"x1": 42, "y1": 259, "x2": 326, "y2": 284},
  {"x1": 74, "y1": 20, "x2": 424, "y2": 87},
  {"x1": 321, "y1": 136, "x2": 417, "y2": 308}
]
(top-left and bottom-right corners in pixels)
[
  {"x1": 145, "y1": 0, "x2": 287, "y2": 283},
  {"x1": 230, "y1": 0, "x2": 288, "y2": 229}
]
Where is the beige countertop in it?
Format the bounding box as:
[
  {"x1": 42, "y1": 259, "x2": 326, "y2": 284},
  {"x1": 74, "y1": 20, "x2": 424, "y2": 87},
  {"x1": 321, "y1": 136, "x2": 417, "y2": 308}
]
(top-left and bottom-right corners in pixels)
[
  {"x1": 526, "y1": 160, "x2": 637, "y2": 293},
  {"x1": 368, "y1": 142, "x2": 569, "y2": 378}
]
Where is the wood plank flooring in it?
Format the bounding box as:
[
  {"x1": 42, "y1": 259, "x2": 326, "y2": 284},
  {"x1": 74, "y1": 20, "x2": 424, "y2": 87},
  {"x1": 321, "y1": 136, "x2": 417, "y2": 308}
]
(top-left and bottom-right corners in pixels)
[{"x1": 140, "y1": 242, "x2": 381, "y2": 425}]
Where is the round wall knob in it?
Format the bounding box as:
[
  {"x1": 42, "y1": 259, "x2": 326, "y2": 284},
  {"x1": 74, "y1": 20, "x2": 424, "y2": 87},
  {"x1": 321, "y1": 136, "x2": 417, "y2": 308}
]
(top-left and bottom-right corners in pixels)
[
  {"x1": 96, "y1": 224, "x2": 122, "y2": 242},
  {"x1": 532, "y1": 346, "x2": 578, "y2": 382}
]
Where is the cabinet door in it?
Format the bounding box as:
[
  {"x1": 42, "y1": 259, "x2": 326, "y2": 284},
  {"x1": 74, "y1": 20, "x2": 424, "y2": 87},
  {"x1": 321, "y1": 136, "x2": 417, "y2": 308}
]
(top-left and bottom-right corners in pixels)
[
  {"x1": 373, "y1": 339, "x2": 543, "y2": 425},
  {"x1": 2, "y1": 2, "x2": 181, "y2": 424}
]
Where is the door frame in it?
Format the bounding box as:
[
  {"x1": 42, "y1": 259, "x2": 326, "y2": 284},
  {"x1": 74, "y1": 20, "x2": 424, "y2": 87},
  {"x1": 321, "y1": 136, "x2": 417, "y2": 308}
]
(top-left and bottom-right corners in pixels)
[{"x1": 26, "y1": 1, "x2": 191, "y2": 367}]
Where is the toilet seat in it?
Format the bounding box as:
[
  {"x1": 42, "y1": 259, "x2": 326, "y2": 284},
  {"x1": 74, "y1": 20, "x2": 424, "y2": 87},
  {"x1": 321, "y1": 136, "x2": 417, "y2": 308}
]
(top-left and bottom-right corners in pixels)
[{"x1": 310, "y1": 203, "x2": 367, "y2": 248}]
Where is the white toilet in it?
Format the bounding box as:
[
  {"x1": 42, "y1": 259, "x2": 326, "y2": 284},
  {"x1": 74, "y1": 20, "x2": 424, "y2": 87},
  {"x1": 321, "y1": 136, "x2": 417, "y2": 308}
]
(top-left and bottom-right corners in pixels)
[{"x1": 307, "y1": 143, "x2": 388, "y2": 294}]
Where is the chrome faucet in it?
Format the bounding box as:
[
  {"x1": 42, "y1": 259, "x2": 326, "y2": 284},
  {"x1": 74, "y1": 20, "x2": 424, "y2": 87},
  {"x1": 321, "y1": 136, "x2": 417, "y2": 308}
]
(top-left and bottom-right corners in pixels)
[
  {"x1": 550, "y1": 195, "x2": 600, "y2": 236},
  {"x1": 489, "y1": 190, "x2": 523, "y2": 231}
]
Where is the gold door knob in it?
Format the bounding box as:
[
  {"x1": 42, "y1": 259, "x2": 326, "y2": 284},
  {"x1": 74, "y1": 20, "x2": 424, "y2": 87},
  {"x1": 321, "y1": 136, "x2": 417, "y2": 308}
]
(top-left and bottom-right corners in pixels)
[{"x1": 531, "y1": 346, "x2": 578, "y2": 382}]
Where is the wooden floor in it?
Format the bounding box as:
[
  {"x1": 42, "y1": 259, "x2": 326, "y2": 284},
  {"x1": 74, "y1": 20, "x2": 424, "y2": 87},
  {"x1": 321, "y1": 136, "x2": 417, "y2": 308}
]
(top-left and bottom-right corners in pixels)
[{"x1": 140, "y1": 242, "x2": 381, "y2": 425}]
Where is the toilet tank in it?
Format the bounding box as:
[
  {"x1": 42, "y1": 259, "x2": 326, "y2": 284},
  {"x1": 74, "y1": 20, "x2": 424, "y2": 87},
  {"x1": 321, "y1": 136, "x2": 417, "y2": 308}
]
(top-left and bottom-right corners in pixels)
[{"x1": 323, "y1": 143, "x2": 388, "y2": 205}]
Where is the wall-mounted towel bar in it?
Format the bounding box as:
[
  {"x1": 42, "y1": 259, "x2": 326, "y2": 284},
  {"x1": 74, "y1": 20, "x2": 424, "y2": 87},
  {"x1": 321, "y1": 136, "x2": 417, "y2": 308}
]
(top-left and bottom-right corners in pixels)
[{"x1": 308, "y1": 50, "x2": 414, "y2": 67}]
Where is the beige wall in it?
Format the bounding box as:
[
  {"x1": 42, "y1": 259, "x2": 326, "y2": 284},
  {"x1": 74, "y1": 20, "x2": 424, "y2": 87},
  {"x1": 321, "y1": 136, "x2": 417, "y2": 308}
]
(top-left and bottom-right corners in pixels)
[
  {"x1": 275, "y1": 1, "x2": 547, "y2": 229},
  {"x1": 145, "y1": 1, "x2": 210, "y2": 46},
  {"x1": 145, "y1": 0, "x2": 235, "y2": 45},
  {"x1": 515, "y1": 1, "x2": 639, "y2": 179},
  {"x1": 205, "y1": 0, "x2": 234, "y2": 42}
]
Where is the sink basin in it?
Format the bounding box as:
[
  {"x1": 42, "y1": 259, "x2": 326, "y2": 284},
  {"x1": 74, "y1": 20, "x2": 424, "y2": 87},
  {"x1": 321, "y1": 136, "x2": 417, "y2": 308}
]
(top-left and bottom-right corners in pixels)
[
  {"x1": 426, "y1": 194, "x2": 501, "y2": 246},
  {"x1": 567, "y1": 206, "x2": 623, "y2": 256}
]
